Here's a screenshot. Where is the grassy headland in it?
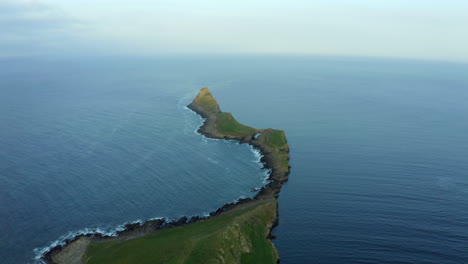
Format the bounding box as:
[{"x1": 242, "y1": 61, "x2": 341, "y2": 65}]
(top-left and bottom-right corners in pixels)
[
  {"x1": 187, "y1": 87, "x2": 258, "y2": 141},
  {"x1": 43, "y1": 88, "x2": 290, "y2": 264},
  {"x1": 187, "y1": 88, "x2": 290, "y2": 187},
  {"x1": 84, "y1": 199, "x2": 278, "y2": 264}
]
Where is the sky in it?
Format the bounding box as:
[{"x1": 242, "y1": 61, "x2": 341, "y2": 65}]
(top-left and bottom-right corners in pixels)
[{"x1": 1, "y1": 0, "x2": 467, "y2": 62}]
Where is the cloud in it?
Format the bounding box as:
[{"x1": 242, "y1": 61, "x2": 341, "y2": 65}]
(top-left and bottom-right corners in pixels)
[
  {"x1": 0, "y1": 0, "x2": 82, "y2": 56},
  {"x1": 1, "y1": 0, "x2": 467, "y2": 61}
]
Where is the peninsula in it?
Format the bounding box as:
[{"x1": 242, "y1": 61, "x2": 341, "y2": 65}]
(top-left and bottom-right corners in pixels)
[{"x1": 42, "y1": 88, "x2": 290, "y2": 264}]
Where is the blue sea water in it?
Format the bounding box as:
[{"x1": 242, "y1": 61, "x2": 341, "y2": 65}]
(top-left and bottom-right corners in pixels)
[{"x1": 1, "y1": 55, "x2": 468, "y2": 263}]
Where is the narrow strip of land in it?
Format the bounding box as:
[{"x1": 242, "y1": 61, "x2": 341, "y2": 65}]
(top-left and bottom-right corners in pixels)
[{"x1": 43, "y1": 87, "x2": 290, "y2": 264}]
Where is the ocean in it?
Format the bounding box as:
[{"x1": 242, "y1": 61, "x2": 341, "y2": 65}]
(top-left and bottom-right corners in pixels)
[{"x1": 1, "y1": 55, "x2": 467, "y2": 263}]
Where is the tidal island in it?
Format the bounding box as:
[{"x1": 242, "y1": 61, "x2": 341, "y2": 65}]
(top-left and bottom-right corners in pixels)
[{"x1": 42, "y1": 87, "x2": 290, "y2": 264}]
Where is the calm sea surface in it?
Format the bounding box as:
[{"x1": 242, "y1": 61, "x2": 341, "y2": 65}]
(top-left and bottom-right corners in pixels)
[{"x1": 1, "y1": 56, "x2": 467, "y2": 263}]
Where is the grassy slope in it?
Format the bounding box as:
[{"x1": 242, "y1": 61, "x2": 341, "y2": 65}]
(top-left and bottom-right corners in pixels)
[
  {"x1": 262, "y1": 129, "x2": 287, "y2": 148},
  {"x1": 194, "y1": 87, "x2": 258, "y2": 138},
  {"x1": 256, "y1": 129, "x2": 289, "y2": 176},
  {"x1": 83, "y1": 199, "x2": 278, "y2": 264},
  {"x1": 194, "y1": 89, "x2": 288, "y2": 176},
  {"x1": 215, "y1": 112, "x2": 258, "y2": 137},
  {"x1": 194, "y1": 88, "x2": 221, "y2": 114}
]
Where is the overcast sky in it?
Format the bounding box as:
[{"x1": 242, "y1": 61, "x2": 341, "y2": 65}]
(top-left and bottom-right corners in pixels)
[{"x1": 1, "y1": 0, "x2": 467, "y2": 61}]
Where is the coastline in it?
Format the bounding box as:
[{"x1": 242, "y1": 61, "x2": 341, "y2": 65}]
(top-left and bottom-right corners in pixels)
[{"x1": 41, "y1": 88, "x2": 290, "y2": 264}]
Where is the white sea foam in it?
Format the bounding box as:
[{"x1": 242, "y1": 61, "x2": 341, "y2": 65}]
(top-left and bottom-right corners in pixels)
[
  {"x1": 148, "y1": 216, "x2": 164, "y2": 221},
  {"x1": 182, "y1": 106, "x2": 205, "y2": 137},
  {"x1": 33, "y1": 219, "x2": 145, "y2": 263},
  {"x1": 249, "y1": 145, "x2": 263, "y2": 163},
  {"x1": 247, "y1": 145, "x2": 273, "y2": 184},
  {"x1": 262, "y1": 169, "x2": 273, "y2": 184},
  {"x1": 177, "y1": 92, "x2": 198, "y2": 110},
  {"x1": 184, "y1": 106, "x2": 219, "y2": 143},
  {"x1": 207, "y1": 157, "x2": 219, "y2": 165},
  {"x1": 253, "y1": 132, "x2": 262, "y2": 140}
]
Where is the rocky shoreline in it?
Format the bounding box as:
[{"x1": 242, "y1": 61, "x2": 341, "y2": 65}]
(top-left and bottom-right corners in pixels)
[{"x1": 41, "y1": 88, "x2": 290, "y2": 264}]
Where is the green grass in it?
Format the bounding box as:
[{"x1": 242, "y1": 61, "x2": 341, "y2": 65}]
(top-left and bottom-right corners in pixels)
[
  {"x1": 193, "y1": 88, "x2": 257, "y2": 138},
  {"x1": 262, "y1": 129, "x2": 287, "y2": 148},
  {"x1": 83, "y1": 199, "x2": 278, "y2": 264},
  {"x1": 194, "y1": 88, "x2": 220, "y2": 113},
  {"x1": 254, "y1": 129, "x2": 289, "y2": 176},
  {"x1": 215, "y1": 112, "x2": 258, "y2": 137}
]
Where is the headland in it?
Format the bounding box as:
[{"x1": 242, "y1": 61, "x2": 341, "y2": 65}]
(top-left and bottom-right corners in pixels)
[{"x1": 42, "y1": 87, "x2": 290, "y2": 264}]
